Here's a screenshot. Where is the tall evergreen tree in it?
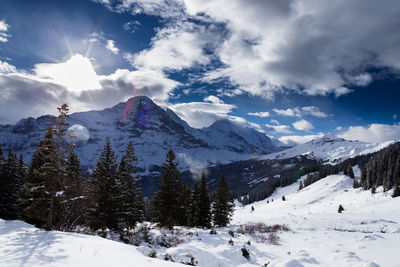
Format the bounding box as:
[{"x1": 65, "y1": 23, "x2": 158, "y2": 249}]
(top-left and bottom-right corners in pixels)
[
  {"x1": 197, "y1": 172, "x2": 211, "y2": 228},
  {"x1": 189, "y1": 182, "x2": 200, "y2": 227},
  {"x1": 21, "y1": 127, "x2": 61, "y2": 229},
  {"x1": 0, "y1": 149, "x2": 23, "y2": 220},
  {"x1": 60, "y1": 148, "x2": 84, "y2": 230},
  {"x1": 175, "y1": 183, "x2": 192, "y2": 226},
  {"x1": 86, "y1": 138, "x2": 119, "y2": 230},
  {"x1": 152, "y1": 149, "x2": 180, "y2": 229},
  {"x1": 115, "y1": 141, "x2": 144, "y2": 231},
  {"x1": 212, "y1": 174, "x2": 234, "y2": 227}
]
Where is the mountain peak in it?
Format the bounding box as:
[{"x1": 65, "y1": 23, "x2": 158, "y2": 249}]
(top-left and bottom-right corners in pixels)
[{"x1": 319, "y1": 134, "x2": 344, "y2": 142}]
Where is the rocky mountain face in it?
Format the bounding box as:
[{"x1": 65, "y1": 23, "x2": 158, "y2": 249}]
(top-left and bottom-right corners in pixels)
[{"x1": 0, "y1": 96, "x2": 278, "y2": 173}]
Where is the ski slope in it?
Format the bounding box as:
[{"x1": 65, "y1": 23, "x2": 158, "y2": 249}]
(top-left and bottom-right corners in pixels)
[{"x1": 1, "y1": 171, "x2": 400, "y2": 266}]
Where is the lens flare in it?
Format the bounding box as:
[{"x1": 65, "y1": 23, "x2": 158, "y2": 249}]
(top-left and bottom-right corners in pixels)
[{"x1": 67, "y1": 124, "x2": 90, "y2": 145}]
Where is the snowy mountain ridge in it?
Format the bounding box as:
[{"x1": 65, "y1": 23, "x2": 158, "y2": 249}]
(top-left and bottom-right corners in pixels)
[
  {"x1": 0, "y1": 96, "x2": 277, "y2": 172},
  {"x1": 259, "y1": 133, "x2": 395, "y2": 164}
]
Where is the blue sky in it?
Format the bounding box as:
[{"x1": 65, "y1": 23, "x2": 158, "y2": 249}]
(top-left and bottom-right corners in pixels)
[{"x1": 0, "y1": 0, "x2": 399, "y2": 145}]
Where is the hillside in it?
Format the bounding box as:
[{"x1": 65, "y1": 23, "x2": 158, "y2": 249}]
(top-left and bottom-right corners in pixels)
[{"x1": 2, "y1": 171, "x2": 400, "y2": 267}]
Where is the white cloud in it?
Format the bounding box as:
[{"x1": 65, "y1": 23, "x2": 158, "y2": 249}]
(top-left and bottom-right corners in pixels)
[
  {"x1": 0, "y1": 60, "x2": 17, "y2": 73},
  {"x1": 34, "y1": 54, "x2": 102, "y2": 93},
  {"x1": 185, "y1": 0, "x2": 400, "y2": 98},
  {"x1": 0, "y1": 54, "x2": 179, "y2": 124},
  {"x1": 273, "y1": 106, "x2": 329, "y2": 118},
  {"x1": 292, "y1": 119, "x2": 314, "y2": 131},
  {"x1": 106, "y1": 40, "x2": 120, "y2": 54},
  {"x1": 273, "y1": 107, "x2": 301, "y2": 117},
  {"x1": 334, "y1": 87, "x2": 353, "y2": 98},
  {"x1": 0, "y1": 19, "x2": 10, "y2": 42},
  {"x1": 278, "y1": 134, "x2": 323, "y2": 146},
  {"x1": 123, "y1": 20, "x2": 141, "y2": 32},
  {"x1": 204, "y1": 95, "x2": 223, "y2": 104},
  {"x1": 94, "y1": 0, "x2": 400, "y2": 99},
  {"x1": 338, "y1": 124, "x2": 400, "y2": 143},
  {"x1": 169, "y1": 101, "x2": 236, "y2": 128},
  {"x1": 130, "y1": 22, "x2": 210, "y2": 71},
  {"x1": 248, "y1": 111, "x2": 270, "y2": 118},
  {"x1": 270, "y1": 119, "x2": 280, "y2": 125},
  {"x1": 265, "y1": 124, "x2": 292, "y2": 134}
]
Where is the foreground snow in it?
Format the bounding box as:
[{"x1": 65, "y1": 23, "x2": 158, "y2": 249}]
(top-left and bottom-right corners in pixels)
[
  {"x1": 0, "y1": 220, "x2": 179, "y2": 267},
  {"x1": 1, "y1": 173, "x2": 400, "y2": 267}
]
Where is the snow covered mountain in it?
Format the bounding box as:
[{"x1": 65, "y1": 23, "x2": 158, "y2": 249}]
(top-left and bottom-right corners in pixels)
[
  {"x1": 0, "y1": 96, "x2": 277, "y2": 172},
  {"x1": 259, "y1": 134, "x2": 394, "y2": 164}
]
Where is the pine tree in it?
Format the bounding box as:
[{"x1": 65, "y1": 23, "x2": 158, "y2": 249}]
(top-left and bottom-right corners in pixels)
[
  {"x1": 212, "y1": 174, "x2": 234, "y2": 227},
  {"x1": 348, "y1": 166, "x2": 355, "y2": 179},
  {"x1": 175, "y1": 183, "x2": 192, "y2": 226},
  {"x1": 0, "y1": 149, "x2": 22, "y2": 220},
  {"x1": 60, "y1": 148, "x2": 83, "y2": 230},
  {"x1": 21, "y1": 127, "x2": 61, "y2": 229},
  {"x1": 115, "y1": 141, "x2": 144, "y2": 231},
  {"x1": 87, "y1": 138, "x2": 119, "y2": 230},
  {"x1": 197, "y1": 172, "x2": 211, "y2": 228},
  {"x1": 189, "y1": 183, "x2": 200, "y2": 227},
  {"x1": 152, "y1": 149, "x2": 180, "y2": 230}
]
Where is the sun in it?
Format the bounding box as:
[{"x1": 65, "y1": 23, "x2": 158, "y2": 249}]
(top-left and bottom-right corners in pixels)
[{"x1": 34, "y1": 54, "x2": 101, "y2": 93}]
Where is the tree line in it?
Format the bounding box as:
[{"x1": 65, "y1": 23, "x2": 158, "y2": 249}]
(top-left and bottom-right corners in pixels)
[{"x1": 0, "y1": 104, "x2": 234, "y2": 234}]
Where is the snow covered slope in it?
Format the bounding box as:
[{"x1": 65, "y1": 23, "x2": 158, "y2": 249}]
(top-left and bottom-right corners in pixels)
[
  {"x1": 233, "y1": 173, "x2": 400, "y2": 266},
  {"x1": 0, "y1": 219, "x2": 179, "y2": 267},
  {"x1": 260, "y1": 134, "x2": 394, "y2": 163},
  {"x1": 0, "y1": 96, "x2": 277, "y2": 172},
  {"x1": 2, "y1": 173, "x2": 399, "y2": 267}
]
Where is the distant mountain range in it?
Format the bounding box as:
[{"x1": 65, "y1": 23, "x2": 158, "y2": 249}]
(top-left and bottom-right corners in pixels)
[{"x1": 0, "y1": 96, "x2": 278, "y2": 173}]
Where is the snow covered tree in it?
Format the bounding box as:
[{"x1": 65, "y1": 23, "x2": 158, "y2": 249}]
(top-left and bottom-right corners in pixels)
[
  {"x1": 86, "y1": 138, "x2": 119, "y2": 231},
  {"x1": 115, "y1": 141, "x2": 144, "y2": 231},
  {"x1": 152, "y1": 149, "x2": 181, "y2": 229},
  {"x1": 196, "y1": 172, "x2": 211, "y2": 228},
  {"x1": 212, "y1": 174, "x2": 234, "y2": 227}
]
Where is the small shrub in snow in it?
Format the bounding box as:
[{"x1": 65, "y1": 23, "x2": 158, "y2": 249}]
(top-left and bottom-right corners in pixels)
[
  {"x1": 263, "y1": 262, "x2": 270, "y2": 267},
  {"x1": 338, "y1": 204, "x2": 344, "y2": 213},
  {"x1": 228, "y1": 229, "x2": 235, "y2": 237},
  {"x1": 392, "y1": 185, "x2": 400, "y2": 198},
  {"x1": 241, "y1": 246, "x2": 250, "y2": 260},
  {"x1": 247, "y1": 240, "x2": 251, "y2": 245},
  {"x1": 164, "y1": 253, "x2": 174, "y2": 262},
  {"x1": 180, "y1": 253, "x2": 197, "y2": 266},
  {"x1": 209, "y1": 229, "x2": 217, "y2": 235},
  {"x1": 282, "y1": 195, "x2": 286, "y2": 201},
  {"x1": 148, "y1": 250, "x2": 157, "y2": 258},
  {"x1": 228, "y1": 239, "x2": 234, "y2": 246},
  {"x1": 155, "y1": 232, "x2": 184, "y2": 248},
  {"x1": 267, "y1": 232, "x2": 279, "y2": 245}
]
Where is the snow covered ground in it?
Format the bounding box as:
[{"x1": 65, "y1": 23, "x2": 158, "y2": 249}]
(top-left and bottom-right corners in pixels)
[{"x1": 1, "y1": 171, "x2": 400, "y2": 267}]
